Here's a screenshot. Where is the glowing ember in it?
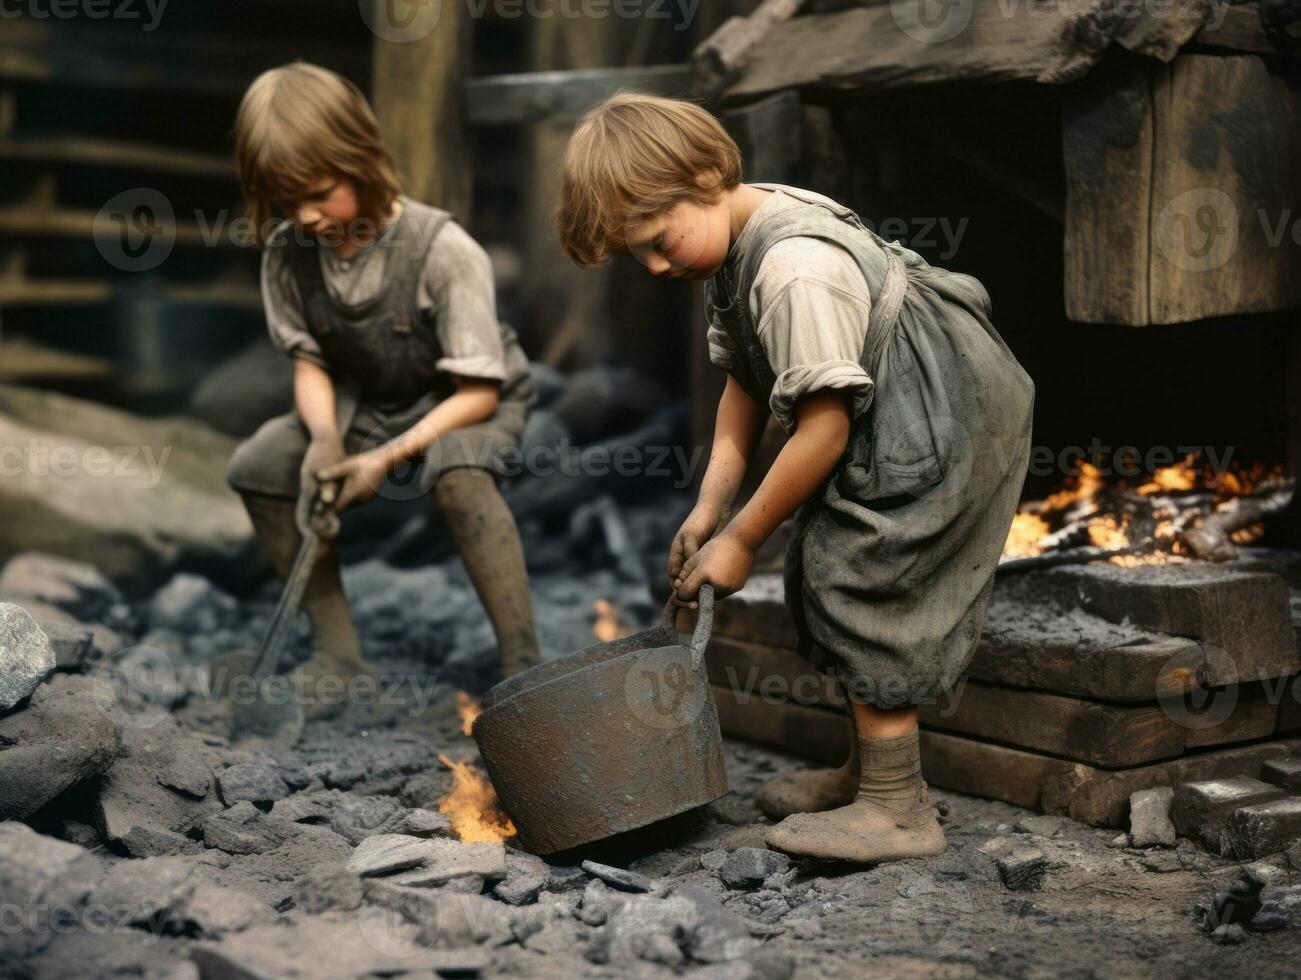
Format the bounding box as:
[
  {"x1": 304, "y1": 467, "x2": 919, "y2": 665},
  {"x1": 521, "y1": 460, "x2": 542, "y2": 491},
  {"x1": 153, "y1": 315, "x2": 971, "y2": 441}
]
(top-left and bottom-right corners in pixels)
[
  {"x1": 593, "y1": 599, "x2": 630, "y2": 642},
  {"x1": 456, "y1": 691, "x2": 481, "y2": 737},
  {"x1": 437, "y1": 754, "x2": 516, "y2": 843},
  {"x1": 1003, "y1": 456, "x2": 1291, "y2": 567}
]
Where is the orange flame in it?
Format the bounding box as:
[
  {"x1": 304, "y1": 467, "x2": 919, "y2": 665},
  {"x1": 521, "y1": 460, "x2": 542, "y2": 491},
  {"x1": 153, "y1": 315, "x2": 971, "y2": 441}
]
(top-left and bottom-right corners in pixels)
[
  {"x1": 456, "y1": 691, "x2": 481, "y2": 737},
  {"x1": 593, "y1": 599, "x2": 630, "y2": 642},
  {"x1": 1004, "y1": 512, "x2": 1050, "y2": 558},
  {"x1": 437, "y1": 754, "x2": 516, "y2": 844},
  {"x1": 1138, "y1": 454, "x2": 1197, "y2": 495}
]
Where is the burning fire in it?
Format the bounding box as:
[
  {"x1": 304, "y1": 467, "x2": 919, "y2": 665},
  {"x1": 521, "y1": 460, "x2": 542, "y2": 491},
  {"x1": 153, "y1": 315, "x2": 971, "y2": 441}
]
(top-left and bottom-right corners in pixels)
[
  {"x1": 437, "y1": 753, "x2": 516, "y2": 844},
  {"x1": 1003, "y1": 455, "x2": 1291, "y2": 567},
  {"x1": 456, "y1": 691, "x2": 481, "y2": 737},
  {"x1": 593, "y1": 598, "x2": 631, "y2": 641}
]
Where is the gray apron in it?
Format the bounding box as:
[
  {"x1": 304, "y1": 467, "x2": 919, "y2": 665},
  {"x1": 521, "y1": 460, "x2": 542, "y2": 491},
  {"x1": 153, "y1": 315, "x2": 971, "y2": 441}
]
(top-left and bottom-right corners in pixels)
[
  {"x1": 705, "y1": 185, "x2": 1034, "y2": 709},
  {"x1": 228, "y1": 202, "x2": 535, "y2": 499}
]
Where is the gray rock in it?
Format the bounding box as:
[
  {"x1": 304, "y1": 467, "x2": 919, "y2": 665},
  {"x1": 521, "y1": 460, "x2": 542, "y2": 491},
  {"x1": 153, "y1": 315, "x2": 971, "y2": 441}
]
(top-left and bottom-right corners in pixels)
[
  {"x1": 1129, "y1": 787, "x2": 1177, "y2": 848},
  {"x1": 328, "y1": 793, "x2": 404, "y2": 845},
  {"x1": 92, "y1": 715, "x2": 222, "y2": 845},
  {"x1": 32, "y1": 615, "x2": 97, "y2": 671},
  {"x1": 1210, "y1": 923, "x2": 1247, "y2": 945},
  {"x1": 415, "y1": 892, "x2": 514, "y2": 948},
  {"x1": 389, "y1": 807, "x2": 452, "y2": 839},
  {"x1": 602, "y1": 893, "x2": 700, "y2": 964},
  {"x1": 202, "y1": 801, "x2": 292, "y2": 856},
  {"x1": 383, "y1": 836, "x2": 507, "y2": 887},
  {"x1": 148, "y1": 573, "x2": 239, "y2": 633},
  {"x1": 1261, "y1": 757, "x2": 1301, "y2": 793},
  {"x1": 89, "y1": 855, "x2": 198, "y2": 930},
  {"x1": 582, "y1": 859, "x2": 655, "y2": 892},
  {"x1": 177, "y1": 882, "x2": 263, "y2": 937},
  {"x1": 548, "y1": 865, "x2": 588, "y2": 891},
  {"x1": 123, "y1": 826, "x2": 203, "y2": 857},
  {"x1": 190, "y1": 910, "x2": 428, "y2": 977},
  {"x1": 688, "y1": 908, "x2": 761, "y2": 963},
  {"x1": 1014, "y1": 814, "x2": 1070, "y2": 838},
  {"x1": 216, "y1": 761, "x2": 291, "y2": 806},
  {"x1": 0, "y1": 673, "x2": 122, "y2": 820},
  {"x1": 0, "y1": 552, "x2": 121, "y2": 620},
  {"x1": 494, "y1": 850, "x2": 550, "y2": 905},
  {"x1": 0, "y1": 602, "x2": 56, "y2": 708},
  {"x1": 0, "y1": 385, "x2": 255, "y2": 594},
  {"x1": 347, "y1": 833, "x2": 440, "y2": 877},
  {"x1": 982, "y1": 838, "x2": 1049, "y2": 891},
  {"x1": 719, "y1": 847, "x2": 790, "y2": 890},
  {"x1": 294, "y1": 866, "x2": 366, "y2": 914}
]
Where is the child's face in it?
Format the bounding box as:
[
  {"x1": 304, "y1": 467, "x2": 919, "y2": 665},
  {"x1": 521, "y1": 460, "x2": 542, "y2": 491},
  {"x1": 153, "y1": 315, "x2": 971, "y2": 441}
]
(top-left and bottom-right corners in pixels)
[
  {"x1": 624, "y1": 197, "x2": 732, "y2": 281},
  {"x1": 282, "y1": 176, "x2": 361, "y2": 239}
]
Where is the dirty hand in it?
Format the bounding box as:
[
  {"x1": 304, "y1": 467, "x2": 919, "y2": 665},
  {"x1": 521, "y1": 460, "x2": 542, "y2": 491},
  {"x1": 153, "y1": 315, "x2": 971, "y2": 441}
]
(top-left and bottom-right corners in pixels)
[
  {"x1": 673, "y1": 530, "x2": 752, "y2": 606},
  {"x1": 316, "y1": 449, "x2": 392, "y2": 512},
  {"x1": 298, "y1": 434, "x2": 346, "y2": 537},
  {"x1": 667, "y1": 504, "x2": 724, "y2": 584}
]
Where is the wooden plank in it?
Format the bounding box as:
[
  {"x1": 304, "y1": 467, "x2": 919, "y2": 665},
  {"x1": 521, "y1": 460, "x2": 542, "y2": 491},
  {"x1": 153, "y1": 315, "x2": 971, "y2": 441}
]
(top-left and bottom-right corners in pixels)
[
  {"x1": 714, "y1": 681, "x2": 1301, "y2": 825},
  {"x1": 691, "y1": 0, "x2": 807, "y2": 99},
  {"x1": 0, "y1": 208, "x2": 244, "y2": 249},
  {"x1": 1063, "y1": 56, "x2": 1155, "y2": 325},
  {"x1": 711, "y1": 683, "x2": 849, "y2": 766},
  {"x1": 1147, "y1": 54, "x2": 1301, "y2": 323},
  {"x1": 724, "y1": 0, "x2": 1220, "y2": 101},
  {"x1": 464, "y1": 66, "x2": 690, "y2": 126},
  {"x1": 920, "y1": 678, "x2": 1279, "y2": 768},
  {"x1": 1051, "y1": 562, "x2": 1300, "y2": 685},
  {"x1": 706, "y1": 635, "x2": 844, "y2": 709},
  {"x1": 0, "y1": 278, "x2": 260, "y2": 310},
  {"x1": 0, "y1": 135, "x2": 236, "y2": 181}
]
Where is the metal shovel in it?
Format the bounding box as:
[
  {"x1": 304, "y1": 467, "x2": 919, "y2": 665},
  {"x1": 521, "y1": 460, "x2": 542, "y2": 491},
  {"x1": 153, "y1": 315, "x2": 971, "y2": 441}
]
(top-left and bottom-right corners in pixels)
[{"x1": 225, "y1": 491, "x2": 336, "y2": 746}]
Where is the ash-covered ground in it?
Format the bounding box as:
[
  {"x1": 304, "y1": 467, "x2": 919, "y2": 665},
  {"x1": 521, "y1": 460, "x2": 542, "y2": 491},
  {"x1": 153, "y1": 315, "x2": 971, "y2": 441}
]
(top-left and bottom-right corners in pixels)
[{"x1": 4, "y1": 490, "x2": 1301, "y2": 979}]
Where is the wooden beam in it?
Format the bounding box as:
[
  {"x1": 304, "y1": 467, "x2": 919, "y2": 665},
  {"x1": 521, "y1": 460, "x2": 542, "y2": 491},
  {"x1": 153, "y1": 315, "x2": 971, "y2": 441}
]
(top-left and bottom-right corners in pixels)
[
  {"x1": 0, "y1": 135, "x2": 236, "y2": 182},
  {"x1": 465, "y1": 66, "x2": 690, "y2": 126},
  {"x1": 372, "y1": 9, "x2": 472, "y2": 218}
]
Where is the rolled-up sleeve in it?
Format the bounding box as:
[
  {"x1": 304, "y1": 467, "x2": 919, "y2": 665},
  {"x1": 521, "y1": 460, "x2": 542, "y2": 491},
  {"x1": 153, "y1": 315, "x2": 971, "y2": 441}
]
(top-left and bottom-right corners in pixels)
[
  {"x1": 261, "y1": 243, "x2": 327, "y2": 368},
  {"x1": 706, "y1": 312, "x2": 739, "y2": 372},
  {"x1": 419, "y1": 223, "x2": 507, "y2": 383},
  {"x1": 752, "y1": 255, "x2": 874, "y2": 433}
]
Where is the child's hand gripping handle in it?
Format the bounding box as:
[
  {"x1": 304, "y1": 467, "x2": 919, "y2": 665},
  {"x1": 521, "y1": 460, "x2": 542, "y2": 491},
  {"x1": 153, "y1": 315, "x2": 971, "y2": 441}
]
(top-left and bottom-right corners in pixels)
[{"x1": 660, "y1": 583, "x2": 715, "y2": 672}]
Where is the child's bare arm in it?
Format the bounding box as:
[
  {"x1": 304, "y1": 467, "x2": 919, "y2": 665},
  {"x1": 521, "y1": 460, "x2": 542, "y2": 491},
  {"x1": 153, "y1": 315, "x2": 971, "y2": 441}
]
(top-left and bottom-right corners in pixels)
[
  {"x1": 674, "y1": 389, "x2": 851, "y2": 601},
  {"x1": 667, "y1": 376, "x2": 765, "y2": 581},
  {"x1": 294, "y1": 358, "x2": 339, "y2": 439},
  {"x1": 316, "y1": 378, "x2": 500, "y2": 512}
]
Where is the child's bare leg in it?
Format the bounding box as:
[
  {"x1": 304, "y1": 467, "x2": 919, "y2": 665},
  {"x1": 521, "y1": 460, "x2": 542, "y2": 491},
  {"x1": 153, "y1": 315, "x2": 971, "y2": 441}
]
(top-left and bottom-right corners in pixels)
[
  {"x1": 754, "y1": 702, "x2": 859, "y2": 819},
  {"x1": 433, "y1": 468, "x2": 541, "y2": 678},
  {"x1": 764, "y1": 693, "x2": 945, "y2": 863}
]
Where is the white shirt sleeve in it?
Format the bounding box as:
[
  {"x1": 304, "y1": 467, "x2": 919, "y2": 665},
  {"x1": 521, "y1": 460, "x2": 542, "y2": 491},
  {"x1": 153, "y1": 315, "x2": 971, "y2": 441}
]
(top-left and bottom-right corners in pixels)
[
  {"x1": 418, "y1": 222, "x2": 507, "y2": 383},
  {"x1": 748, "y1": 237, "x2": 874, "y2": 434}
]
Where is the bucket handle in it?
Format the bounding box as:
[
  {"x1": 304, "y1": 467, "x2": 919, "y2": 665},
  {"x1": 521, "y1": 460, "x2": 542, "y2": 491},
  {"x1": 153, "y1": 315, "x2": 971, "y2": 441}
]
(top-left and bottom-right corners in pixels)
[{"x1": 660, "y1": 583, "x2": 715, "y2": 670}]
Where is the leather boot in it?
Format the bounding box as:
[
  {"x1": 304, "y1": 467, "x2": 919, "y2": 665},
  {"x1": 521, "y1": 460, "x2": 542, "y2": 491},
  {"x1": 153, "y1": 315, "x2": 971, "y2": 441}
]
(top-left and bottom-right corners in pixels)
[
  {"x1": 765, "y1": 725, "x2": 946, "y2": 863},
  {"x1": 241, "y1": 492, "x2": 379, "y2": 720},
  {"x1": 434, "y1": 468, "x2": 541, "y2": 678}
]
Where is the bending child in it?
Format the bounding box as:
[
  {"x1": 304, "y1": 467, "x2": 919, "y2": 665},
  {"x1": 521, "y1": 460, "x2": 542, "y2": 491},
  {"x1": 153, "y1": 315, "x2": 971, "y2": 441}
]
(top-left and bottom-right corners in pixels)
[
  {"x1": 556, "y1": 95, "x2": 1033, "y2": 863},
  {"x1": 226, "y1": 62, "x2": 541, "y2": 718}
]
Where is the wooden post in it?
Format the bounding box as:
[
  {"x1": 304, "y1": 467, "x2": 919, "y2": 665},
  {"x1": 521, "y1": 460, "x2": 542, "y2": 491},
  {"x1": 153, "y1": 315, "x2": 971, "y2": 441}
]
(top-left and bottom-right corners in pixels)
[{"x1": 370, "y1": 5, "x2": 472, "y2": 218}]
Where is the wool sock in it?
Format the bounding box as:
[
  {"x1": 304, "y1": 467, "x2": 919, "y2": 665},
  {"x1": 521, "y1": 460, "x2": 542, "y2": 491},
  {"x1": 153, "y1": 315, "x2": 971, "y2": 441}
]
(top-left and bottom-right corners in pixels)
[{"x1": 856, "y1": 728, "x2": 930, "y2": 819}]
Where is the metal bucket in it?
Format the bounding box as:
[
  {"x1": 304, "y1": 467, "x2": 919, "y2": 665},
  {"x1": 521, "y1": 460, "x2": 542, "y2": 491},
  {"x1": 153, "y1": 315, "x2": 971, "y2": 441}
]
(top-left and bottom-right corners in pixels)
[{"x1": 471, "y1": 586, "x2": 727, "y2": 854}]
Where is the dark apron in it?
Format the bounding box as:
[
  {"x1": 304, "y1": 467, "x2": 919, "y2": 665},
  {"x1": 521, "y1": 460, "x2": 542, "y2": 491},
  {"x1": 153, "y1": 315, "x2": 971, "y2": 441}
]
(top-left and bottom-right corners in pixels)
[{"x1": 706, "y1": 186, "x2": 1034, "y2": 709}]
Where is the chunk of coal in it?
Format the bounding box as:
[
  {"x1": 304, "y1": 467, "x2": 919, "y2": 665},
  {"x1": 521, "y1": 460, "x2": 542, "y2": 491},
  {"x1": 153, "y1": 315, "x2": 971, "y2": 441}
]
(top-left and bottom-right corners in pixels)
[
  {"x1": 216, "y1": 761, "x2": 291, "y2": 806},
  {"x1": 1172, "y1": 778, "x2": 1286, "y2": 853},
  {"x1": 147, "y1": 573, "x2": 239, "y2": 632},
  {"x1": 1223, "y1": 797, "x2": 1301, "y2": 860},
  {"x1": 1129, "y1": 787, "x2": 1177, "y2": 848},
  {"x1": 1248, "y1": 901, "x2": 1289, "y2": 932},
  {"x1": 981, "y1": 838, "x2": 1049, "y2": 891},
  {"x1": 1210, "y1": 923, "x2": 1247, "y2": 945},
  {"x1": 719, "y1": 848, "x2": 790, "y2": 890},
  {"x1": 495, "y1": 850, "x2": 550, "y2": 905},
  {"x1": 1205, "y1": 868, "x2": 1266, "y2": 930},
  {"x1": 295, "y1": 865, "x2": 365, "y2": 914},
  {"x1": 122, "y1": 826, "x2": 203, "y2": 857},
  {"x1": 581, "y1": 859, "x2": 655, "y2": 892},
  {"x1": 1013, "y1": 815, "x2": 1069, "y2": 838}
]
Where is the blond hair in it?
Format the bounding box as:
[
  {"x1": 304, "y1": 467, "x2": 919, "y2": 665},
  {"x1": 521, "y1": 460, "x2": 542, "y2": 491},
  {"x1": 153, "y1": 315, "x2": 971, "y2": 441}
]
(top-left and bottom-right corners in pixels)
[
  {"x1": 234, "y1": 61, "x2": 402, "y2": 246},
  {"x1": 556, "y1": 93, "x2": 742, "y2": 267}
]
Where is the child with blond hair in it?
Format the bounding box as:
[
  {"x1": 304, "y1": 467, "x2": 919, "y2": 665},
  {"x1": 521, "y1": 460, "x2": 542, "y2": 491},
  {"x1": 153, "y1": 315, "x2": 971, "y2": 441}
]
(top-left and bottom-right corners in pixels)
[
  {"x1": 557, "y1": 94, "x2": 1033, "y2": 862},
  {"x1": 227, "y1": 62, "x2": 541, "y2": 716}
]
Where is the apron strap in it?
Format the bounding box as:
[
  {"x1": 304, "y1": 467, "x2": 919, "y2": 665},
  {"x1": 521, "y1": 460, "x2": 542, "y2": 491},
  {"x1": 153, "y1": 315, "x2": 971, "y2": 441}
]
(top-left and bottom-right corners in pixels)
[{"x1": 861, "y1": 246, "x2": 908, "y2": 375}]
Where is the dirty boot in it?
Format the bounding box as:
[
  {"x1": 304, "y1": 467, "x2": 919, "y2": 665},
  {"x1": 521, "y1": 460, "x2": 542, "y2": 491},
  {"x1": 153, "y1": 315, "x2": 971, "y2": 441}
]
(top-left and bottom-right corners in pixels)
[
  {"x1": 435, "y1": 468, "x2": 541, "y2": 678},
  {"x1": 241, "y1": 493, "x2": 379, "y2": 720},
  {"x1": 765, "y1": 727, "x2": 946, "y2": 863},
  {"x1": 755, "y1": 716, "x2": 859, "y2": 820}
]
